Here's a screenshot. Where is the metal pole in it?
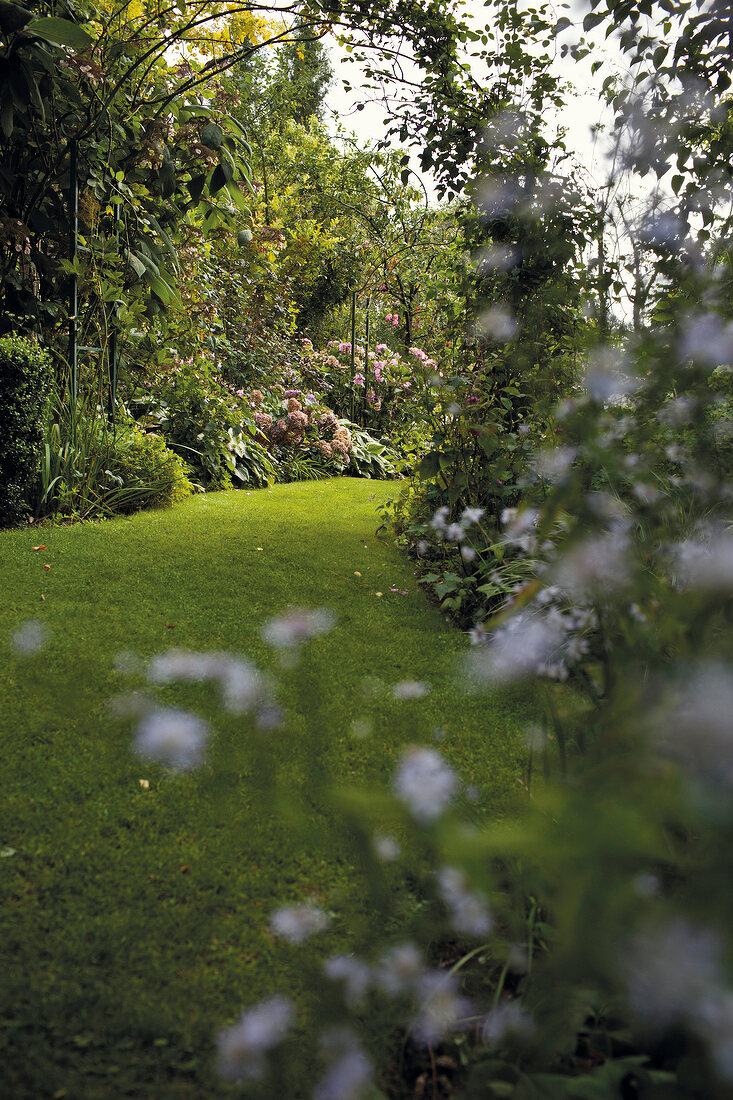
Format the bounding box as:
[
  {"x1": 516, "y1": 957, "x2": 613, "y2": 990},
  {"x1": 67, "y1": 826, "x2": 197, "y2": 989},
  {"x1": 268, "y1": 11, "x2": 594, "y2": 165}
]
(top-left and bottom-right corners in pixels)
[
  {"x1": 68, "y1": 139, "x2": 78, "y2": 402},
  {"x1": 363, "y1": 297, "x2": 370, "y2": 425},
  {"x1": 349, "y1": 291, "x2": 356, "y2": 422},
  {"x1": 107, "y1": 202, "x2": 120, "y2": 419}
]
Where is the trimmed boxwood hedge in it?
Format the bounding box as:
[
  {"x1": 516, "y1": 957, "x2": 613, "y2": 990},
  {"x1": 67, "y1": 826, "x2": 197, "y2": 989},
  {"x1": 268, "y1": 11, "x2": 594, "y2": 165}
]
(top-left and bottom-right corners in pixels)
[{"x1": 0, "y1": 335, "x2": 53, "y2": 527}]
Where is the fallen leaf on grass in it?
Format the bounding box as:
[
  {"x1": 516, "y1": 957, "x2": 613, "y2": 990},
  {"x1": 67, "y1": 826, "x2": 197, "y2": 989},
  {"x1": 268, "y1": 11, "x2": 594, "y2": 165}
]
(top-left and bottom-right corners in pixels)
[
  {"x1": 40, "y1": 594, "x2": 45, "y2": 601},
  {"x1": 180, "y1": 864, "x2": 191, "y2": 874},
  {"x1": 31, "y1": 545, "x2": 46, "y2": 551},
  {"x1": 354, "y1": 571, "x2": 362, "y2": 577},
  {"x1": 138, "y1": 779, "x2": 150, "y2": 789},
  {"x1": 42, "y1": 564, "x2": 51, "y2": 570},
  {"x1": 165, "y1": 623, "x2": 175, "y2": 629}
]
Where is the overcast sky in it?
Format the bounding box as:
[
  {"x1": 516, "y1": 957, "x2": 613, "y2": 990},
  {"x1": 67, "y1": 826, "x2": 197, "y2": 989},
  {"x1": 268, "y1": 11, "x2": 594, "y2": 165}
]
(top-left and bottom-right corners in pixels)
[{"x1": 324, "y1": 0, "x2": 622, "y2": 195}]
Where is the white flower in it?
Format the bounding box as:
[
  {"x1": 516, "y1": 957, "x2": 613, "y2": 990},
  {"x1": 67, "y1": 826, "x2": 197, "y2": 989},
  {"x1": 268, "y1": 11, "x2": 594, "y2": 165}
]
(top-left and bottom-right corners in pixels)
[
  {"x1": 393, "y1": 680, "x2": 430, "y2": 700},
  {"x1": 553, "y1": 530, "x2": 631, "y2": 599},
  {"x1": 324, "y1": 955, "x2": 371, "y2": 1005},
  {"x1": 133, "y1": 708, "x2": 208, "y2": 771},
  {"x1": 461, "y1": 546, "x2": 477, "y2": 562},
  {"x1": 148, "y1": 649, "x2": 226, "y2": 683},
  {"x1": 670, "y1": 528, "x2": 733, "y2": 591},
  {"x1": 9, "y1": 620, "x2": 48, "y2": 656},
  {"x1": 445, "y1": 522, "x2": 465, "y2": 542},
  {"x1": 693, "y1": 990, "x2": 733, "y2": 1083},
  {"x1": 147, "y1": 649, "x2": 270, "y2": 715},
  {"x1": 482, "y1": 1002, "x2": 534, "y2": 1045},
  {"x1": 216, "y1": 995, "x2": 293, "y2": 1082},
  {"x1": 262, "y1": 608, "x2": 336, "y2": 649},
  {"x1": 394, "y1": 746, "x2": 457, "y2": 822},
  {"x1": 465, "y1": 610, "x2": 566, "y2": 685},
  {"x1": 501, "y1": 508, "x2": 539, "y2": 549},
  {"x1": 375, "y1": 943, "x2": 424, "y2": 995},
  {"x1": 373, "y1": 834, "x2": 401, "y2": 862},
  {"x1": 270, "y1": 902, "x2": 329, "y2": 943},
  {"x1": 476, "y1": 305, "x2": 517, "y2": 341},
  {"x1": 112, "y1": 650, "x2": 140, "y2": 675},
  {"x1": 461, "y1": 506, "x2": 485, "y2": 527},
  {"x1": 438, "y1": 866, "x2": 493, "y2": 937},
  {"x1": 656, "y1": 664, "x2": 733, "y2": 787},
  {"x1": 412, "y1": 970, "x2": 471, "y2": 1045},
  {"x1": 584, "y1": 347, "x2": 638, "y2": 404},
  {"x1": 623, "y1": 919, "x2": 723, "y2": 1032},
  {"x1": 313, "y1": 1029, "x2": 372, "y2": 1100},
  {"x1": 430, "y1": 506, "x2": 450, "y2": 532},
  {"x1": 532, "y1": 446, "x2": 577, "y2": 483},
  {"x1": 658, "y1": 395, "x2": 696, "y2": 426},
  {"x1": 679, "y1": 312, "x2": 733, "y2": 367},
  {"x1": 468, "y1": 622, "x2": 489, "y2": 645}
]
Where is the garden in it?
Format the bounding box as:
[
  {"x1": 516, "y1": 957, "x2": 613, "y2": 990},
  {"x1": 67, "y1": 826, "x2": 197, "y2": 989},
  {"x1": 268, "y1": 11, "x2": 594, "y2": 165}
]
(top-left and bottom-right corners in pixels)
[{"x1": 2, "y1": 0, "x2": 733, "y2": 1097}]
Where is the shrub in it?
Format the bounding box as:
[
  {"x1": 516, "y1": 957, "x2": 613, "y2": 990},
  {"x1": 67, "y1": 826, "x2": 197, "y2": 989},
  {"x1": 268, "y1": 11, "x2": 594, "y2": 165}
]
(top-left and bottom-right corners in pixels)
[
  {"x1": 108, "y1": 423, "x2": 194, "y2": 510},
  {"x1": 37, "y1": 396, "x2": 194, "y2": 521},
  {"x1": 0, "y1": 335, "x2": 53, "y2": 527},
  {"x1": 135, "y1": 357, "x2": 276, "y2": 490}
]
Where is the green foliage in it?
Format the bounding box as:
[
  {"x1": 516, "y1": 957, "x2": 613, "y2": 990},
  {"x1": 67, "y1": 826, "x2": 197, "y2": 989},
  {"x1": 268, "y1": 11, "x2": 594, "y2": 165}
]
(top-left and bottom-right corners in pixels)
[
  {"x1": 136, "y1": 357, "x2": 275, "y2": 490},
  {"x1": 0, "y1": 335, "x2": 52, "y2": 526},
  {"x1": 0, "y1": 0, "x2": 258, "y2": 339},
  {"x1": 344, "y1": 421, "x2": 399, "y2": 479}
]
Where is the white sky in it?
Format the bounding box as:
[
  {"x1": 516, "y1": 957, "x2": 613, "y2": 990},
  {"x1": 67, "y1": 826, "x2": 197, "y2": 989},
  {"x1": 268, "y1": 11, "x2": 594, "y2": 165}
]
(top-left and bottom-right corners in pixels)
[{"x1": 324, "y1": 0, "x2": 622, "y2": 195}]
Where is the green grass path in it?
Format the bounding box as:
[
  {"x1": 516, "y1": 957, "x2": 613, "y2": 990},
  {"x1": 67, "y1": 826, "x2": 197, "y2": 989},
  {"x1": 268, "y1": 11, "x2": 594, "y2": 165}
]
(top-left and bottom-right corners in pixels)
[{"x1": 0, "y1": 479, "x2": 530, "y2": 1098}]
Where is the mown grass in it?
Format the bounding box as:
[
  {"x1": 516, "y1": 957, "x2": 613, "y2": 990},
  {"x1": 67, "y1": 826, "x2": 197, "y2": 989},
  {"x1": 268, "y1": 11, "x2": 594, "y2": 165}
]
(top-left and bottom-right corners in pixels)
[{"x1": 0, "y1": 479, "x2": 534, "y2": 1098}]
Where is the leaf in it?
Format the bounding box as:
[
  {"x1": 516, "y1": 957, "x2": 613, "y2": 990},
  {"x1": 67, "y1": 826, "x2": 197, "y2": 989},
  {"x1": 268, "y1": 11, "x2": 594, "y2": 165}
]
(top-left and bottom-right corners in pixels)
[
  {"x1": 209, "y1": 164, "x2": 229, "y2": 195},
  {"x1": 125, "y1": 250, "x2": 146, "y2": 279},
  {"x1": 417, "y1": 451, "x2": 442, "y2": 479},
  {"x1": 28, "y1": 17, "x2": 92, "y2": 48},
  {"x1": 147, "y1": 272, "x2": 174, "y2": 304},
  {"x1": 187, "y1": 173, "x2": 206, "y2": 205},
  {"x1": 200, "y1": 122, "x2": 223, "y2": 149},
  {"x1": 582, "y1": 10, "x2": 605, "y2": 30},
  {"x1": 0, "y1": 93, "x2": 14, "y2": 140},
  {"x1": 0, "y1": 2, "x2": 32, "y2": 36},
  {"x1": 225, "y1": 181, "x2": 250, "y2": 213}
]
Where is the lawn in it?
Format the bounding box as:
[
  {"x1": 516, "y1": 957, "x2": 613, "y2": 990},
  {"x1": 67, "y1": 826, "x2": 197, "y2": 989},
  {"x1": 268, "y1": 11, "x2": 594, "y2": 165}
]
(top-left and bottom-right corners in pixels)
[{"x1": 0, "y1": 479, "x2": 533, "y2": 1098}]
